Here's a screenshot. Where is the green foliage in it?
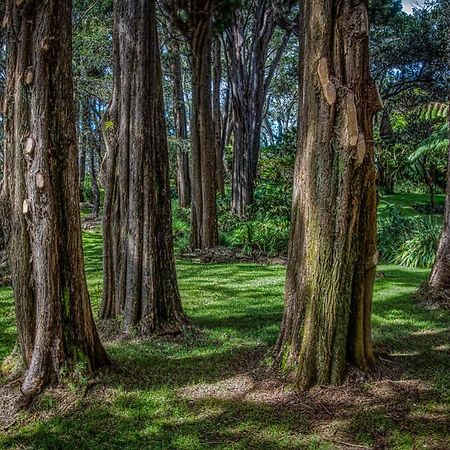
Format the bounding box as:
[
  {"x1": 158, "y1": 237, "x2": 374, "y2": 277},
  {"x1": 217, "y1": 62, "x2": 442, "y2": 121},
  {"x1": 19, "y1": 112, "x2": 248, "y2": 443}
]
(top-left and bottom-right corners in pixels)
[
  {"x1": 227, "y1": 218, "x2": 290, "y2": 255},
  {"x1": 378, "y1": 206, "x2": 442, "y2": 268}
]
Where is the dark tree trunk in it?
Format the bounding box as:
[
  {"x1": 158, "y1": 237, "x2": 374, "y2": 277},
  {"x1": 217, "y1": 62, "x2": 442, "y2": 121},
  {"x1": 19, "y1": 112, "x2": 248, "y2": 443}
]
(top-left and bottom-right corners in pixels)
[
  {"x1": 224, "y1": 1, "x2": 291, "y2": 216},
  {"x1": 169, "y1": 36, "x2": 191, "y2": 208},
  {"x1": 89, "y1": 120, "x2": 100, "y2": 219},
  {"x1": 1, "y1": 0, "x2": 109, "y2": 403},
  {"x1": 189, "y1": 0, "x2": 218, "y2": 249},
  {"x1": 213, "y1": 37, "x2": 225, "y2": 196},
  {"x1": 79, "y1": 101, "x2": 88, "y2": 202},
  {"x1": 425, "y1": 108, "x2": 450, "y2": 299},
  {"x1": 275, "y1": 0, "x2": 382, "y2": 389},
  {"x1": 101, "y1": 0, "x2": 187, "y2": 335}
]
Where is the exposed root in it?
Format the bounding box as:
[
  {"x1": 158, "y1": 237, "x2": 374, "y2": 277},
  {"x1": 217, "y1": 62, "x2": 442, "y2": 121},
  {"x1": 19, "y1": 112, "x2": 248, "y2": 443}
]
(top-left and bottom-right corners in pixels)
[{"x1": 415, "y1": 283, "x2": 450, "y2": 310}]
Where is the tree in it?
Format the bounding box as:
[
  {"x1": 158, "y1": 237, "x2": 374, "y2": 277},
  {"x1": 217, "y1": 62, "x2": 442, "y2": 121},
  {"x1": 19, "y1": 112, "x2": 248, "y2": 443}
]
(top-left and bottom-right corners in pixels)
[
  {"x1": 162, "y1": 0, "x2": 222, "y2": 249},
  {"x1": 100, "y1": 0, "x2": 187, "y2": 335},
  {"x1": 1, "y1": 0, "x2": 109, "y2": 403},
  {"x1": 421, "y1": 104, "x2": 450, "y2": 303},
  {"x1": 167, "y1": 33, "x2": 191, "y2": 208},
  {"x1": 224, "y1": 0, "x2": 295, "y2": 216},
  {"x1": 275, "y1": 0, "x2": 382, "y2": 389}
]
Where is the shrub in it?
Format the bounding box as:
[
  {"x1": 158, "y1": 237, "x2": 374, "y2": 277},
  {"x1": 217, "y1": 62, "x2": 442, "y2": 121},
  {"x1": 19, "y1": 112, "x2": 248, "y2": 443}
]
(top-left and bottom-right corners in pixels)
[{"x1": 378, "y1": 206, "x2": 441, "y2": 268}]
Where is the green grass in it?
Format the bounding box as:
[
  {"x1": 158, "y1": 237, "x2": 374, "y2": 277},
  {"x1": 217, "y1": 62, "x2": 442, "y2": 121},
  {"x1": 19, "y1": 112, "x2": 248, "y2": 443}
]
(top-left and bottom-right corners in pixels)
[
  {"x1": 1, "y1": 222, "x2": 450, "y2": 448},
  {"x1": 379, "y1": 193, "x2": 445, "y2": 219}
]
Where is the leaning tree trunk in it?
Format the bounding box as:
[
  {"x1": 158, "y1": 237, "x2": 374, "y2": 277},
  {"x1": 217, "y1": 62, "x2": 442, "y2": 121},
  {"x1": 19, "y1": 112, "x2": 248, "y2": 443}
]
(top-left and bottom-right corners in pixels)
[
  {"x1": 275, "y1": 0, "x2": 382, "y2": 389},
  {"x1": 1, "y1": 0, "x2": 109, "y2": 404},
  {"x1": 424, "y1": 107, "x2": 450, "y2": 303},
  {"x1": 101, "y1": 0, "x2": 187, "y2": 335},
  {"x1": 169, "y1": 36, "x2": 191, "y2": 208},
  {"x1": 189, "y1": 0, "x2": 218, "y2": 249}
]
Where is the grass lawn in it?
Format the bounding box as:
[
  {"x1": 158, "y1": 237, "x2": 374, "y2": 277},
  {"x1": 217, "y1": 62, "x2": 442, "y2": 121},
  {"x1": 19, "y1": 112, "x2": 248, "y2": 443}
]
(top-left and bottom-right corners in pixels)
[
  {"x1": 1, "y1": 230, "x2": 449, "y2": 449},
  {"x1": 379, "y1": 193, "x2": 445, "y2": 219}
]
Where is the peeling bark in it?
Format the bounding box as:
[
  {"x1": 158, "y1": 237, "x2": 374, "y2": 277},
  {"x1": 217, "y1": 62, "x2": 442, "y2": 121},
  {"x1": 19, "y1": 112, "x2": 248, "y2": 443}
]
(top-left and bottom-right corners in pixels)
[
  {"x1": 275, "y1": 0, "x2": 380, "y2": 389},
  {"x1": 2, "y1": 0, "x2": 109, "y2": 404}
]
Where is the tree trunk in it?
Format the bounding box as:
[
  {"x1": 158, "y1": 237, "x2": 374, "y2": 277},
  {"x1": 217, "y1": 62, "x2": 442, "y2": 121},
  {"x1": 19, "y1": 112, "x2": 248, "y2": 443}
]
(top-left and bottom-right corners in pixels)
[
  {"x1": 189, "y1": 0, "x2": 218, "y2": 249},
  {"x1": 79, "y1": 101, "x2": 88, "y2": 203},
  {"x1": 101, "y1": 0, "x2": 187, "y2": 335},
  {"x1": 89, "y1": 120, "x2": 100, "y2": 219},
  {"x1": 426, "y1": 108, "x2": 450, "y2": 298},
  {"x1": 169, "y1": 36, "x2": 191, "y2": 208},
  {"x1": 275, "y1": 0, "x2": 382, "y2": 389},
  {"x1": 224, "y1": 1, "x2": 291, "y2": 216},
  {"x1": 213, "y1": 37, "x2": 225, "y2": 196},
  {"x1": 1, "y1": 0, "x2": 109, "y2": 404}
]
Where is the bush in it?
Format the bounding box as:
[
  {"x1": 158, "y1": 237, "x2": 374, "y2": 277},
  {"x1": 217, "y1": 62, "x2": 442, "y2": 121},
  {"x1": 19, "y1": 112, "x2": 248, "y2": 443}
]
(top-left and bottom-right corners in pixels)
[
  {"x1": 228, "y1": 218, "x2": 290, "y2": 255},
  {"x1": 378, "y1": 206, "x2": 441, "y2": 268}
]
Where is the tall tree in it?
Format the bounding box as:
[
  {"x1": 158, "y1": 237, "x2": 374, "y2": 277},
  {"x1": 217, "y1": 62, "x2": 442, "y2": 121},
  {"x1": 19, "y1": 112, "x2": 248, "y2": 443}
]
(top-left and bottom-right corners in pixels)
[
  {"x1": 101, "y1": 0, "x2": 187, "y2": 334},
  {"x1": 224, "y1": 0, "x2": 295, "y2": 216},
  {"x1": 213, "y1": 37, "x2": 225, "y2": 195},
  {"x1": 0, "y1": 0, "x2": 109, "y2": 403},
  {"x1": 163, "y1": 0, "x2": 219, "y2": 249},
  {"x1": 168, "y1": 34, "x2": 191, "y2": 208},
  {"x1": 275, "y1": 0, "x2": 382, "y2": 389},
  {"x1": 422, "y1": 104, "x2": 450, "y2": 303}
]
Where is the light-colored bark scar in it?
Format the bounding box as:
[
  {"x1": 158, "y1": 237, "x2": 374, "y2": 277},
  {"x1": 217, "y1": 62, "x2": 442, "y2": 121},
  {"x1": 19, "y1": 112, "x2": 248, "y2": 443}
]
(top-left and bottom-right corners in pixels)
[
  {"x1": 25, "y1": 137, "x2": 35, "y2": 156},
  {"x1": 22, "y1": 199, "x2": 29, "y2": 215},
  {"x1": 24, "y1": 68, "x2": 34, "y2": 86},
  {"x1": 345, "y1": 91, "x2": 358, "y2": 147},
  {"x1": 36, "y1": 171, "x2": 45, "y2": 189},
  {"x1": 317, "y1": 57, "x2": 336, "y2": 106},
  {"x1": 356, "y1": 133, "x2": 366, "y2": 166},
  {"x1": 366, "y1": 251, "x2": 379, "y2": 269}
]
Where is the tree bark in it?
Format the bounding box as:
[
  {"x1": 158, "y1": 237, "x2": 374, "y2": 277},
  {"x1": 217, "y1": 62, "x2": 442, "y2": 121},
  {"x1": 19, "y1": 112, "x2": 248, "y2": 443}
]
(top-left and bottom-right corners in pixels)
[
  {"x1": 169, "y1": 35, "x2": 191, "y2": 208},
  {"x1": 189, "y1": 0, "x2": 219, "y2": 249},
  {"x1": 101, "y1": 0, "x2": 187, "y2": 335},
  {"x1": 275, "y1": 0, "x2": 382, "y2": 389},
  {"x1": 213, "y1": 37, "x2": 225, "y2": 196},
  {"x1": 1, "y1": 0, "x2": 109, "y2": 404},
  {"x1": 425, "y1": 107, "x2": 450, "y2": 298},
  {"x1": 224, "y1": 1, "x2": 291, "y2": 216}
]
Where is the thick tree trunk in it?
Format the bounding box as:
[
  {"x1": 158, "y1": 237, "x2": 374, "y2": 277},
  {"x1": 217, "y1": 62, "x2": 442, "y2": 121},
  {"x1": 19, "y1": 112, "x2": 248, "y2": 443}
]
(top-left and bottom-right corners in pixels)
[
  {"x1": 1, "y1": 0, "x2": 109, "y2": 403},
  {"x1": 213, "y1": 38, "x2": 225, "y2": 196},
  {"x1": 189, "y1": 1, "x2": 218, "y2": 249},
  {"x1": 275, "y1": 0, "x2": 382, "y2": 389},
  {"x1": 425, "y1": 108, "x2": 450, "y2": 299},
  {"x1": 101, "y1": 0, "x2": 187, "y2": 335},
  {"x1": 79, "y1": 101, "x2": 88, "y2": 203},
  {"x1": 169, "y1": 36, "x2": 191, "y2": 208}
]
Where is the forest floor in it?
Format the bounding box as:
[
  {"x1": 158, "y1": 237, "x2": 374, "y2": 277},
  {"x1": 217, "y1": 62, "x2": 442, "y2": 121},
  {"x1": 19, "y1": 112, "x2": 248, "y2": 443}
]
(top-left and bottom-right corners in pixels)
[{"x1": 0, "y1": 198, "x2": 449, "y2": 449}]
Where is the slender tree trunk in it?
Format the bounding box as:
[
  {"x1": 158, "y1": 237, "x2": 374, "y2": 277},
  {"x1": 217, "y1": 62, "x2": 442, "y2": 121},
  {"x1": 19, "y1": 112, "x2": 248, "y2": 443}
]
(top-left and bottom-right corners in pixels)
[
  {"x1": 169, "y1": 36, "x2": 191, "y2": 208},
  {"x1": 79, "y1": 101, "x2": 88, "y2": 202},
  {"x1": 101, "y1": 0, "x2": 187, "y2": 335},
  {"x1": 275, "y1": 0, "x2": 382, "y2": 389},
  {"x1": 189, "y1": 0, "x2": 218, "y2": 249},
  {"x1": 213, "y1": 38, "x2": 225, "y2": 196},
  {"x1": 425, "y1": 108, "x2": 450, "y2": 300},
  {"x1": 1, "y1": 0, "x2": 109, "y2": 404},
  {"x1": 89, "y1": 120, "x2": 100, "y2": 219}
]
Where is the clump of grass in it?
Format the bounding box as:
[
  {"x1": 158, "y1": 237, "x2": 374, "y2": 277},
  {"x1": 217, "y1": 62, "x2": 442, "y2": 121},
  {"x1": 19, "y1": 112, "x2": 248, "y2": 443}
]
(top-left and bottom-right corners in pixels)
[{"x1": 378, "y1": 206, "x2": 442, "y2": 268}]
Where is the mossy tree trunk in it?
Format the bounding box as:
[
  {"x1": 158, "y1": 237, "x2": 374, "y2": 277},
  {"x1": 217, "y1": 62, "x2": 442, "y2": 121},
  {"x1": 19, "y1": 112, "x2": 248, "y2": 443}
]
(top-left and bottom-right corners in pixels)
[
  {"x1": 101, "y1": 0, "x2": 187, "y2": 335},
  {"x1": 275, "y1": 0, "x2": 382, "y2": 389},
  {"x1": 1, "y1": 0, "x2": 109, "y2": 404},
  {"x1": 426, "y1": 107, "x2": 450, "y2": 296}
]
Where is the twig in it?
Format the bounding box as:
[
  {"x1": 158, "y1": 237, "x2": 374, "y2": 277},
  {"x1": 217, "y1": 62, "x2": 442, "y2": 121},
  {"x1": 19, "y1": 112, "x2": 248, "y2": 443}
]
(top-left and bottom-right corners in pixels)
[{"x1": 327, "y1": 439, "x2": 371, "y2": 449}]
